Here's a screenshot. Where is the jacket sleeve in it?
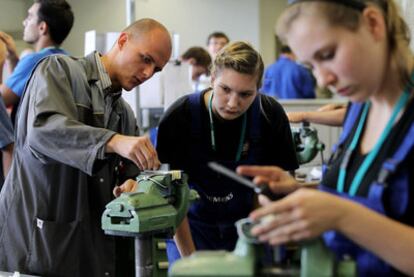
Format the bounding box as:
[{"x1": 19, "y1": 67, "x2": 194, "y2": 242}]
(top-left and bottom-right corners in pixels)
[{"x1": 26, "y1": 56, "x2": 115, "y2": 176}]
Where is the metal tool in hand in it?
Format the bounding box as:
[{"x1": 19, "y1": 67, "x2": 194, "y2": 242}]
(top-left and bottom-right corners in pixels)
[{"x1": 208, "y1": 162, "x2": 275, "y2": 199}]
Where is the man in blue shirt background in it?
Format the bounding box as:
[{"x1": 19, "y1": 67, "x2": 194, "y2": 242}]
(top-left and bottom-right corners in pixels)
[
  {"x1": 261, "y1": 45, "x2": 316, "y2": 99},
  {"x1": 0, "y1": 0, "x2": 74, "y2": 108}
]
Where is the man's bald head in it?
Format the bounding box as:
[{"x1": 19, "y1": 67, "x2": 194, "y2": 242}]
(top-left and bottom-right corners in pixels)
[
  {"x1": 123, "y1": 18, "x2": 169, "y2": 44},
  {"x1": 102, "y1": 18, "x2": 172, "y2": 92}
]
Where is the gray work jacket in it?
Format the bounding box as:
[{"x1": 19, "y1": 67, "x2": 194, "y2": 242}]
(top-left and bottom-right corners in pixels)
[
  {"x1": 0, "y1": 98, "x2": 13, "y2": 150},
  {"x1": 0, "y1": 52, "x2": 140, "y2": 276}
]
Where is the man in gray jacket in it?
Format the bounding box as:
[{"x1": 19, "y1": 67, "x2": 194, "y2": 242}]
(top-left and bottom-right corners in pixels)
[{"x1": 0, "y1": 18, "x2": 171, "y2": 276}]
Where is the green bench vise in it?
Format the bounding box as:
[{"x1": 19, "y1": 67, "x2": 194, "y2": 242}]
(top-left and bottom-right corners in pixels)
[
  {"x1": 102, "y1": 170, "x2": 199, "y2": 277},
  {"x1": 170, "y1": 218, "x2": 356, "y2": 277},
  {"x1": 291, "y1": 122, "x2": 325, "y2": 165}
]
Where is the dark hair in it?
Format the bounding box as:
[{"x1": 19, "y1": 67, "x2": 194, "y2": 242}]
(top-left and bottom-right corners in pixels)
[
  {"x1": 288, "y1": 0, "x2": 366, "y2": 11},
  {"x1": 207, "y1": 32, "x2": 230, "y2": 45},
  {"x1": 35, "y1": 0, "x2": 74, "y2": 45},
  {"x1": 280, "y1": 45, "x2": 292, "y2": 54},
  {"x1": 181, "y1": 47, "x2": 212, "y2": 69}
]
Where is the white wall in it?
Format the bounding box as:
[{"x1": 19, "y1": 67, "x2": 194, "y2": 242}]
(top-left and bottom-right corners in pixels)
[
  {"x1": 0, "y1": 0, "x2": 287, "y2": 66},
  {"x1": 259, "y1": 0, "x2": 287, "y2": 66},
  {"x1": 134, "y1": 0, "x2": 260, "y2": 57},
  {"x1": 63, "y1": 0, "x2": 261, "y2": 61},
  {"x1": 0, "y1": 0, "x2": 26, "y2": 33},
  {"x1": 0, "y1": 0, "x2": 32, "y2": 54},
  {"x1": 2, "y1": 0, "x2": 413, "y2": 64},
  {"x1": 397, "y1": 0, "x2": 414, "y2": 50},
  {"x1": 61, "y1": 0, "x2": 125, "y2": 57},
  {"x1": 2, "y1": 0, "x2": 284, "y2": 64}
]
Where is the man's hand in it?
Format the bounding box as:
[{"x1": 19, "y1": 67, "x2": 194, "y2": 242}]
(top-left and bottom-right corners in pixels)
[
  {"x1": 113, "y1": 179, "x2": 137, "y2": 197},
  {"x1": 106, "y1": 134, "x2": 160, "y2": 170}
]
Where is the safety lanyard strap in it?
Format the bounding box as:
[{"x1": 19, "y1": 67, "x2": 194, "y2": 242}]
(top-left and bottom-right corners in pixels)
[
  {"x1": 208, "y1": 92, "x2": 247, "y2": 162},
  {"x1": 337, "y1": 90, "x2": 410, "y2": 196}
]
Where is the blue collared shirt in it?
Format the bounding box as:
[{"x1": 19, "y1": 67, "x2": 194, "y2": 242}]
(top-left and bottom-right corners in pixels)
[
  {"x1": 261, "y1": 56, "x2": 315, "y2": 99},
  {"x1": 6, "y1": 47, "x2": 68, "y2": 97}
]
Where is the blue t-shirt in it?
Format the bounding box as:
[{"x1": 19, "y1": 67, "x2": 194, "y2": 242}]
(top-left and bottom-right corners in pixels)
[
  {"x1": 5, "y1": 47, "x2": 68, "y2": 97},
  {"x1": 261, "y1": 56, "x2": 316, "y2": 99},
  {"x1": 0, "y1": 98, "x2": 13, "y2": 149}
]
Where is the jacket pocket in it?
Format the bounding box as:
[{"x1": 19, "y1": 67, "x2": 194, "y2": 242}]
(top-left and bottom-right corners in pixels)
[{"x1": 26, "y1": 217, "x2": 82, "y2": 277}]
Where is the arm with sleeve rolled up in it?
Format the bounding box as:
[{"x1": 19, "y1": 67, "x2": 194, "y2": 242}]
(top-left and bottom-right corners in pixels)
[
  {"x1": 26, "y1": 57, "x2": 159, "y2": 175},
  {"x1": 287, "y1": 107, "x2": 346, "y2": 127}
]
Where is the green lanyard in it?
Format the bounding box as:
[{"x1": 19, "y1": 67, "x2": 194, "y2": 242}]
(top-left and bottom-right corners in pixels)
[
  {"x1": 337, "y1": 90, "x2": 410, "y2": 196},
  {"x1": 208, "y1": 92, "x2": 247, "y2": 162}
]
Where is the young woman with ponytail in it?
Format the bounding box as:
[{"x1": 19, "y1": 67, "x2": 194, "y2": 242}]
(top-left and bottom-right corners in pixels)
[{"x1": 238, "y1": 1, "x2": 414, "y2": 275}]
